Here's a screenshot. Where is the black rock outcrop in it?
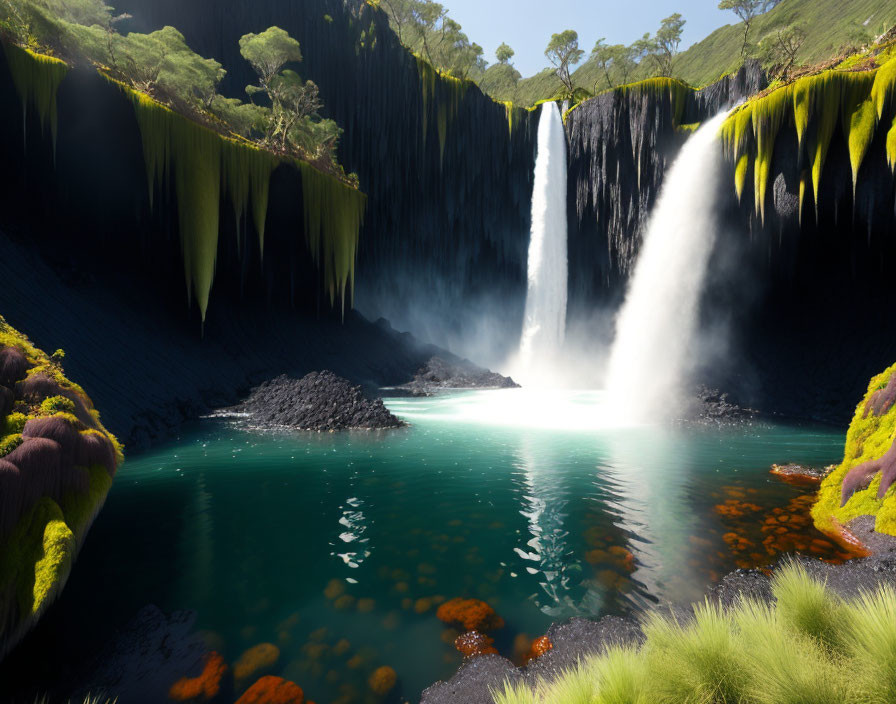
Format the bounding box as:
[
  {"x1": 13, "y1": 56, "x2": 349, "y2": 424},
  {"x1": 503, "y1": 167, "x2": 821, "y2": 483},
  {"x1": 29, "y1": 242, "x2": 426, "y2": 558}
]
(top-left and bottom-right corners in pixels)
[{"x1": 225, "y1": 371, "x2": 405, "y2": 431}]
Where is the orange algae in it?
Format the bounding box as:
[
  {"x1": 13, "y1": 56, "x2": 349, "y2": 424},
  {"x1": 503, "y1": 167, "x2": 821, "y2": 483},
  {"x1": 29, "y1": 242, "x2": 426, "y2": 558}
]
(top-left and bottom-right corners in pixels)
[
  {"x1": 168, "y1": 652, "x2": 229, "y2": 702},
  {"x1": 436, "y1": 598, "x2": 504, "y2": 632}
]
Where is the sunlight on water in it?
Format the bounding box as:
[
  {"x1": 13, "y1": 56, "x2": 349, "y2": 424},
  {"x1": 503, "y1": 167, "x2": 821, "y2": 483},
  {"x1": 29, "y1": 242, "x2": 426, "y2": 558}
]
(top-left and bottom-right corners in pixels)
[{"x1": 388, "y1": 388, "x2": 630, "y2": 431}]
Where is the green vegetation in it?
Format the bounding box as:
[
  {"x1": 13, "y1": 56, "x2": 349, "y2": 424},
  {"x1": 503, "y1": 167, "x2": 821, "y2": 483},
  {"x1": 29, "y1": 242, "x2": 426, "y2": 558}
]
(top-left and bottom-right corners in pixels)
[
  {"x1": 0, "y1": 0, "x2": 347, "y2": 171},
  {"x1": 719, "y1": 55, "x2": 896, "y2": 221},
  {"x1": 676, "y1": 0, "x2": 896, "y2": 88},
  {"x1": 38, "y1": 395, "x2": 75, "y2": 416},
  {"x1": 1, "y1": 0, "x2": 367, "y2": 319},
  {"x1": 0, "y1": 316, "x2": 122, "y2": 656},
  {"x1": 495, "y1": 562, "x2": 896, "y2": 704},
  {"x1": 814, "y1": 361, "x2": 896, "y2": 538},
  {"x1": 545, "y1": 30, "x2": 585, "y2": 99},
  {"x1": 372, "y1": 0, "x2": 485, "y2": 80}
]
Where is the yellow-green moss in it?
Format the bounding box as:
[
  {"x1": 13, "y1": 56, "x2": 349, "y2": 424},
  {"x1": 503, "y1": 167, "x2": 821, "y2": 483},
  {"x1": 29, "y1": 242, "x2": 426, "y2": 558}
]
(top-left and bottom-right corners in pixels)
[
  {"x1": 112, "y1": 80, "x2": 364, "y2": 320},
  {"x1": 297, "y1": 162, "x2": 366, "y2": 311},
  {"x1": 60, "y1": 464, "x2": 113, "y2": 536},
  {"x1": 813, "y1": 362, "x2": 896, "y2": 538},
  {"x1": 38, "y1": 395, "x2": 75, "y2": 416},
  {"x1": 0, "y1": 498, "x2": 74, "y2": 621},
  {"x1": 615, "y1": 77, "x2": 691, "y2": 127},
  {"x1": 0, "y1": 433, "x2": 22, "y2": 457},
  {"x1": 2, "y1": 412, "x2": 26, "y2": 436},
  {"x1": 414, "y1": 55, "x2": 470, "y2": 164},
  {"x1": 720, "y1": 58, "x2": 896, "y2": 216},
  {"x1": 1, "y1": 42, "x2": 69, "y2": 150}
]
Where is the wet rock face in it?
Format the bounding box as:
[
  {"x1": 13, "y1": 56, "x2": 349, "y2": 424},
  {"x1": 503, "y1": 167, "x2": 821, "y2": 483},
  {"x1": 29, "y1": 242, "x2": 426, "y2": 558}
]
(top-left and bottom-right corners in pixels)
[
  {"x1": 226, "y1": 372, "x2": 405, "y2": 431},
  {"x1": 395, "y1": 356, "x2": 519, "y2": 396}
]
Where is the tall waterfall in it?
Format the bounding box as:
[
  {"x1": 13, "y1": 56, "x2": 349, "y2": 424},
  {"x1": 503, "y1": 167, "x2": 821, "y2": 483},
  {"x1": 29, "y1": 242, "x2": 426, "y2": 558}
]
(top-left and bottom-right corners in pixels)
[
  {"x1": 604, "y1": 112, "x2": 728, "y2": 423},
  {"x1": 516, "y1": 102, "x2": 568, "y2": 385}
]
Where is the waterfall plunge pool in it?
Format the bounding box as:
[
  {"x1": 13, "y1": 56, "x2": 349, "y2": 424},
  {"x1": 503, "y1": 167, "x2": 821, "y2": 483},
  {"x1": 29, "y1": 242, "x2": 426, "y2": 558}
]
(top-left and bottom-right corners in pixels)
[{"x1": 5, "y1": 389, "x2": 847, "y2": 702}]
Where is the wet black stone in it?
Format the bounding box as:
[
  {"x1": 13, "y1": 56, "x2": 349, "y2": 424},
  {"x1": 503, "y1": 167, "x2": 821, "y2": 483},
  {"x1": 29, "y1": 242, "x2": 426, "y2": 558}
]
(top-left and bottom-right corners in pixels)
[{"x1": 225, "y1": 371, "x2": 405, "y2": 431}]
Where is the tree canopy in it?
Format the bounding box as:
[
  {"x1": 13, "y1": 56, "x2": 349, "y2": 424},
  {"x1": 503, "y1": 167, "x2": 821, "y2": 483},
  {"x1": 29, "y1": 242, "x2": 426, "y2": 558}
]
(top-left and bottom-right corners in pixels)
[
  {"x1": 495, "y1": 42, "x2": 514, "y2": 64},
  {"x1": 545, "y1": 29, "x2": 584, "y2": 96}
]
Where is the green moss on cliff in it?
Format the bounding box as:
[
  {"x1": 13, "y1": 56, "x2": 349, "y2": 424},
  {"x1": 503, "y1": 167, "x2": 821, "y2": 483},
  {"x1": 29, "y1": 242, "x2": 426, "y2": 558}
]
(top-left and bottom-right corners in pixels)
[
  {"x1": 414, "y1": 55, "x2": 470, "y2": 164},
  {"x1": 1, "y1": 43, "x2": 68, "y2": 150},
  {"x1": 720, "y1": 58, "x2": 896, "y2": 220},
  {"x1": 813, "y1": 362, "x2": 896, "y2": 538},
  {"x1": 298, "y1": 162, "x2": 366, "y2": 310}
]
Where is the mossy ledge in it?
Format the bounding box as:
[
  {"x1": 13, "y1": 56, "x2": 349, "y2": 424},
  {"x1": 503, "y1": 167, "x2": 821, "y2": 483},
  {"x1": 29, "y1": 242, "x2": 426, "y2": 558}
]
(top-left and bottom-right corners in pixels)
[
  {"x1": 813, "y1": 361, "x2": 896, "y2": 542},
  {"x1": 0, "y1": 42, "x2": 67, "y2": 150},
  {"x1": 719, "y1": 58, "x2": 896, "y2": 223},
  {"x1": 0, "y1": 315, "x2": 122, "y2": 661},
  {"x1": 414, "y1": 55, "x2": 472, "y2": 165},
  {"x1": 4, "y1": 42, "x2": 367, "y2": 323}
]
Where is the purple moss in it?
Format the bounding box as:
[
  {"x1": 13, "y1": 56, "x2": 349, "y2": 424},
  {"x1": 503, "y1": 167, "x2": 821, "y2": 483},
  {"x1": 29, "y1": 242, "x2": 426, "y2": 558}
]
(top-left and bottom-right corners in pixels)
[
  {"x1": 864, "y1": 374, "x2": 896, "y2": 418},
  {"x1": 0, "y1": 385, "x2": 13, "y2": 418},
  {"x1": 841, "y1": 437, "x2": 896, "y2": 504},
  {"x1": 76, "y1": 432, "x2": 117, "y2": 477},
  {"x1": 0, "y1": 347, "x2": 28, "y2": 387},
  {"x1": 23, "y1": 416, "x2": 81, "y2": 466}
]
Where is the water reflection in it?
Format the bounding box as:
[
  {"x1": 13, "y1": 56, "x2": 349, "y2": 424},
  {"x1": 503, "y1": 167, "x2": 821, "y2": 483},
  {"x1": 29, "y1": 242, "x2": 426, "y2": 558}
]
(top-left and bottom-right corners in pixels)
[{"x1": 602, "y1": 427, "x2": 705, "y2": 604}]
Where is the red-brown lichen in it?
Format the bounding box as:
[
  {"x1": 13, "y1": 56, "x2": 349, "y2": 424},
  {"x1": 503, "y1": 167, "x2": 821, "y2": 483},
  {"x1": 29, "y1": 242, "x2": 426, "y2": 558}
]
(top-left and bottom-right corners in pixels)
[
  {"x1": 436, "y1": 598, "x2": 504, "y2": 632},
  {"x1": 235, "y1": 676, "x2": 304, "y2": 704},
  {"x1": 168, "y1": 651, "x2": 230, "y2": 702},
  {"x1": 453, "y1": 630, "x2": 498, "y2": 658}
]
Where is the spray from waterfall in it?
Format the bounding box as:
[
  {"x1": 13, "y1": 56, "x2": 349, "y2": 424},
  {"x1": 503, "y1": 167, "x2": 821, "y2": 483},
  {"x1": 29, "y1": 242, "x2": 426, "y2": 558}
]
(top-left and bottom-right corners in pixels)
[
  {"x1": 604, "y1": 112, "x2": 729, "y2": 423},
  {"x1": 515, "y1": 101, "x2": 568, "y2": 386}
]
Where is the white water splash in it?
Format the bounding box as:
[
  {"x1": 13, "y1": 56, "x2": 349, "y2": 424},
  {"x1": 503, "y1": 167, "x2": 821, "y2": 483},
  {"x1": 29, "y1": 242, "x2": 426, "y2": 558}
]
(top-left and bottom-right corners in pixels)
[
  {"x1": 604, "y1": 112, "x2": 728, "y2": 423},
  {"x1": 515, "y1": 101, "x2": 568, "y2": 386}
]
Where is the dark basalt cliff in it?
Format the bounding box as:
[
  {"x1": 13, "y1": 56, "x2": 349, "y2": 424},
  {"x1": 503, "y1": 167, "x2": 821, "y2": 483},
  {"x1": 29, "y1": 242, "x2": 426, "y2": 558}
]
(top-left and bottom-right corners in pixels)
[
  {"x1": 565, "y1": 62, "x2": 766, "y2": 310},
  {"x1": 115, "y1": 0, "x2": 538, "y2": 357}
]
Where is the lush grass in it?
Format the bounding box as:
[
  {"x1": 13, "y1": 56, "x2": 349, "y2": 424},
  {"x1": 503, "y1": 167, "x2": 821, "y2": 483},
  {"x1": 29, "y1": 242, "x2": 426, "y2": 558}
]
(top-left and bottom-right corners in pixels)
[{"x1": 494, "y1": 562, "x2": 894, "y2": 704}]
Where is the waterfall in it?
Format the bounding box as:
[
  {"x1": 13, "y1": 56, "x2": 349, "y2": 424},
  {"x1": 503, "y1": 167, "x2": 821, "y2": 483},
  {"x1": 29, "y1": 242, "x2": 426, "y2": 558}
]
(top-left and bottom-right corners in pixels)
[
  {"x1": 516, "y1": 102, "x2": 568, "y2": 385},
  {"x1": 604, "y1": 112, "x2": 728, "y2": 423}
]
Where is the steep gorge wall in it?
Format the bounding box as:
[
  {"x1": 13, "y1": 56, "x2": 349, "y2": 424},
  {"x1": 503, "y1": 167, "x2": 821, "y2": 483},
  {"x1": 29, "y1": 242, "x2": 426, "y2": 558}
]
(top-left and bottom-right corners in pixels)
[
  {"x1": 564, "y1": 63, "x2": 766, "y2": 312},
  {"x1": 566, "y1": 60, "x2": 896, "y2": 422},
  {"x1": 114, "y1": 0, "x2": 538, "y2": 359}
]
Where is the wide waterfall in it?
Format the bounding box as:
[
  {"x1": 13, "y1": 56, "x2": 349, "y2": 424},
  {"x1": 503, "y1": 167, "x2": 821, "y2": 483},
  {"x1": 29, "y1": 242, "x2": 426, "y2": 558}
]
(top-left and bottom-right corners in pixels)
[
  {"x1": 515, "y1": 101, "x2": 568, "y2": 385},
  {"x1": 604, "y1": 112, "x2": 728, "y2": 423}
]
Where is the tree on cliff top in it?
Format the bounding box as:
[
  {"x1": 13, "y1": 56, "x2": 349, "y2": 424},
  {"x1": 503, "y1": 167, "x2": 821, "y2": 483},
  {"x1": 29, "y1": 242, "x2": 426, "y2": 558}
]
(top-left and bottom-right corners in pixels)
[
  {"x1": 591, "y1": 39, "x2": 636, "y2": 91},
  {"x1": 653, "y1": 13, "x2": 686, "y2": 77},
  {"x1": 240, "y1": 27, "x2": 339, "y2": 158},
  {"x1": 495, "y1": 42, "x2": 514, "y2": 64},
  {"x1": 545, "y1": 29, "x2": 584, "y2": 97},
  {"x1": 718, "y1": 0, "x2": 781, "y2": 58}
]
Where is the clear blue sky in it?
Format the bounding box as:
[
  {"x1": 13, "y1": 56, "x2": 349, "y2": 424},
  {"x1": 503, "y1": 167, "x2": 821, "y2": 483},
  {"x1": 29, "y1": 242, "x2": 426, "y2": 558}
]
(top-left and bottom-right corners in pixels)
[{"x1": 441, "y1": 0, "x2": 737, "y2": 76}]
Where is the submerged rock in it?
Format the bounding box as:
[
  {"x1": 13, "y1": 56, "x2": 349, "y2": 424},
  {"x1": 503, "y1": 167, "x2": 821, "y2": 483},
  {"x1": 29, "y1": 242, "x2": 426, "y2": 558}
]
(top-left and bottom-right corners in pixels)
[
  {"x1": 391, "y1": 356, "x2": 519, "y2": 397},
  {"x1": 222, "y1": 372, "x2": 404, "y2": 431}
]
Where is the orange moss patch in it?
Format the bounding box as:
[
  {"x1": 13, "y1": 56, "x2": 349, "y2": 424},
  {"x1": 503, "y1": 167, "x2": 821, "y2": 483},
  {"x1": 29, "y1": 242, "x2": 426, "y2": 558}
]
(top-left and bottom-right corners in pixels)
[
  {"x1": 525, "y1": 635, "x2": 553, "y2": 663},
  {"x1": 235, "y1": 676, "x2": 304, "y2": 704},
  {"x1": 453, "y1": 630, "x2": 498, "y2": 658},
  {"x1": 436, "y1": 598, "x2": 504, "y2": 632},
  {"x1": 368, "y1": 666, "x2": 397, "y2": 695},
  {"x1": 168, "y1": 652, "x2": 229, "y2": 702}
]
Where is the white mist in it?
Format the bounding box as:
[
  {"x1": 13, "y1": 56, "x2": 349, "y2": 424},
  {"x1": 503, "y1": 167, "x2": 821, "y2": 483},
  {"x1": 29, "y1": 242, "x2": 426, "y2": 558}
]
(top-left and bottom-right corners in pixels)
[
  {"x1": 604, "y1": 112, "x2": 728, "y2": 423},
  {"x1": 516, "y1": 101, "x2": 568, "y2": 386}
]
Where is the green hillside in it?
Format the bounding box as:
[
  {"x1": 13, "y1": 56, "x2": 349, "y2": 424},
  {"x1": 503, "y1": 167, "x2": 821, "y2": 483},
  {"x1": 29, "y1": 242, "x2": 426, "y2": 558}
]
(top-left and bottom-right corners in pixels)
[{"x1": 489, "y1": 0, "x2": 896, "y2": 106}]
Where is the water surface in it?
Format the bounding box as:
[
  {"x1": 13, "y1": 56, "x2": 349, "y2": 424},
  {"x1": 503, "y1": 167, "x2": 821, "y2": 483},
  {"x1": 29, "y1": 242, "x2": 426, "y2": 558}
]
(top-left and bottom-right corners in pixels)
[{"x1": 8, "y1": 390, "x2": 847, "y2": 702}]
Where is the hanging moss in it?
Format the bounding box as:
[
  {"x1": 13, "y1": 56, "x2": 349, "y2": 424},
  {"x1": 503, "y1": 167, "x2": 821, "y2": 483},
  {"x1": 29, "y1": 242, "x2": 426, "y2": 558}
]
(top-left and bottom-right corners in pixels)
[
  {"x1": 1, "y1": 42, "x2": 69, "y2": 150},
  {"x1": 888, "y1": 115, "x2": 896, "y2": 170},
  {"x1": 297, "y1": 162, "x2": 366, "y2": 311},
  {"x1": 616, "y1": 77, "x2": 692, "y2": 127},
  {"x1": 116, "y1": 82, "x2": 288, "y2": 320},
  {"x1": 413, "y1": 55, "x2": 470, "y2": 164},
  {"x1": 720, "y1": 61, "x2": 896, "y2": 215},
  {"x1": 734, "y1": 153, "x2": 750, "y2": 202}
]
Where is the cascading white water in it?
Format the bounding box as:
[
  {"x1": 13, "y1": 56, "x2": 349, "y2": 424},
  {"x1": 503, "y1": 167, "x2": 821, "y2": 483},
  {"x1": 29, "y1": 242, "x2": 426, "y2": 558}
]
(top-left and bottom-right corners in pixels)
[
  {"x1": 516, "y1": 102, "x2": 568, "y2": 385},
  {"x1": 604, "y1": 112, "x2": 728, "y2": 423}
]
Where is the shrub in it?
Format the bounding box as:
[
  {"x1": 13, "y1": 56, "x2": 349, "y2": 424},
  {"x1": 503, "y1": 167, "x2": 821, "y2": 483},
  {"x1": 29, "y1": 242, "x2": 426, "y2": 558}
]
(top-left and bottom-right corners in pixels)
[
  {"x1": 0, "y1": 433, "x2": 22, "y2": 457},
  {"x1": 39, "y1": 395, "x2": 75, "y2": 416},
  {"x1": 3, "y1": 411, "x2": 27, "y2": 435}
]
